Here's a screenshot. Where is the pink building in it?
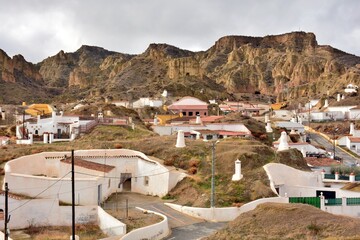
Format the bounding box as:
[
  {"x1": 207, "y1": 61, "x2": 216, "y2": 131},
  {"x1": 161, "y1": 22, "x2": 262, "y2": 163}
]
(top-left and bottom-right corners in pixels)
[{"x1": 168, "y1": 96, "x2": 208, "y2": 117}]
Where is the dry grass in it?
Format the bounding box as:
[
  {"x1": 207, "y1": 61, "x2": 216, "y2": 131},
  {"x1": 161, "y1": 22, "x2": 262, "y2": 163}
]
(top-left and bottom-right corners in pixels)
[
  {"x1": 14, "y1": 224, "x2": 107, "y2": 240},
  {"x1": 106, "y1": 209, "x2": 163, "y2": 233},
  {"x1": 204, "y1": 202, "x2": 360, "y2": 240}
]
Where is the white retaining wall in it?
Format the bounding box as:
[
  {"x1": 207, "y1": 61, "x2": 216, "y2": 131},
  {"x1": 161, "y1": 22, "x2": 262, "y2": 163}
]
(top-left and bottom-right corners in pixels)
[
  {"x1": 323, "y1": 197, "x2": 360, "y2": 218},
  {"x1": 0, "y1": 231, "x2": 12, "y2": 240},
  {"x1": 121, "y1": 207, "x2": 169, "y2": 240},
  {"x1": 0, "y1": 198, "x2": 97, "y2": 230},
  {"x1": 165, "y1": 197, "x2": 288, "y2": 222},
  {"x1": 97, "y1": 207, "x2": 126, "y2": 237}
]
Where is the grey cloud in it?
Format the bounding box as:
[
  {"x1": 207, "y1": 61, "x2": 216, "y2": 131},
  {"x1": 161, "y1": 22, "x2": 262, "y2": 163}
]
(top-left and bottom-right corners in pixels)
[{"x1": 0, "y1": 0, "x2": 359, "y2": 62}]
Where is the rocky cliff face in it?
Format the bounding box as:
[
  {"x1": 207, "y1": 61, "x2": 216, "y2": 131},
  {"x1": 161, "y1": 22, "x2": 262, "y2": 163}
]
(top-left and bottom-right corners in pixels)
[
  {"x1": 1, "y1": 31, "x2": 359, "y2": 104},
  {"x1": 0, "y1": 50, "x2": 42, "y2": 83}
]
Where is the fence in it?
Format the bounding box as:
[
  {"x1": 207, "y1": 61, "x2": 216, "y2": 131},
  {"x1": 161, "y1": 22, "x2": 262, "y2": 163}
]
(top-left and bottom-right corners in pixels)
[
  {"x1": 324, "y1": 174, "x2": 360, "y2": 181},
  {"x1": 289, "y1": 197, "x2": 320, "y2": 208},
  {"x1": 79, "y1": 120, "x2": 98, "y2": 133},
  {"x1": 324, "y1": 174, "x2": 335, "y2": 179},
  {"x1": 325, "y1": 198, "x2": 342, "y2": 206},
  {"x1": 346, "y1": 197, "x2": 360, "y2": 205}
]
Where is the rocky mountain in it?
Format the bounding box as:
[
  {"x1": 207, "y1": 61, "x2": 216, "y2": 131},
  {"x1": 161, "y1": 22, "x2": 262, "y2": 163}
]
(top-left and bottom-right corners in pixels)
[
  {"x1": 0, "y1": 49, "x2": 55, "y2": 104},
  {"x1": 1, "y1": 31, "x2": 360, "y2": 104}
]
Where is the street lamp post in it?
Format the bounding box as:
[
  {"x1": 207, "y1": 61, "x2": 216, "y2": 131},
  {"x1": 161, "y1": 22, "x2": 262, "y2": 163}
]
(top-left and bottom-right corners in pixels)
[
  {"x1": 210, "y1": 140, "x2": 220, "y2": 208},
  {"x1": 333, "y1": 128, "x2": 339, "y2": 160},
  {"x1": 211, "y1": 142, "x2": 215, "y2": 208}
]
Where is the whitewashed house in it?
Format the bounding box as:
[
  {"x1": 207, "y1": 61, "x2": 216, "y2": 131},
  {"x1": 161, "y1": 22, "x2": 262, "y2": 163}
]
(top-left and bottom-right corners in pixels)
[
  {"x1": 307, "y1": 111, "x2": 344, "y2": 122},
  {"x1": 349, "y1": 106, "x2": 360, "y2": 120},
  {"x1": 327, "y1": 106, "x2": 357, "y2": 119},
  {"x1": 274, "y1": 121, "x2": 305, "y2": 134},
  {"x1": 4, "y1": 149, "x2": 186, "y2": 205},
  {"x1": 271, "y1": 110, "x2": 294, "y2": 120},
  {"x1": 345, "y1": 84, "x2": 358, "y2": 93},
  {"x1": 345, "y1": 137, "x2": 360, "y2": 155},
  {"x1": 132, "y1": 98, "x2": 163, "y2": 108},
  {"x1": 153, "y1": 122, "x2": 251, "y2": 139},
  {"x1": 16, "y1": 111, "x2": 96, "y2": 143},
  {"x1": 112, "y1": 100, "x2": 131, "y2": 108}
]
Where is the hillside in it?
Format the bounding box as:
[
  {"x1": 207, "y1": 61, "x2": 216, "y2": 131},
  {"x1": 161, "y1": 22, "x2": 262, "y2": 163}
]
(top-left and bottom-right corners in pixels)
[
  {"x1": 0, "y1": 111, "x2": 309, "y2": 208},
  {"x1": 204, "y1": 202, "x2": 360, "y2": 239},
  {"x1": 0, "y1": 31, "x2": 359, "y2": 104}
]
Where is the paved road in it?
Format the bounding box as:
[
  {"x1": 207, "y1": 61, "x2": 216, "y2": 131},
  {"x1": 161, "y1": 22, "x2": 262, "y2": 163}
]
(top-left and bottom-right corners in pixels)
[
  {"x1": 308, "y1": 132, "x2": 360, "y2": 166},
  {"x1": 103, "y1": 192, "x2": 227, "y2": 238},
  {"x1": 165, "y1": 222, "x2": 227, "y2": 240}
]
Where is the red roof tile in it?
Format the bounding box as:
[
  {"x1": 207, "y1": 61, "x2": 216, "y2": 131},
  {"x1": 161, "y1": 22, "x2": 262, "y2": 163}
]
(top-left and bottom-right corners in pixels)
[{"x1": 61, "y1": 157, "x2": 115, "y2": 173}]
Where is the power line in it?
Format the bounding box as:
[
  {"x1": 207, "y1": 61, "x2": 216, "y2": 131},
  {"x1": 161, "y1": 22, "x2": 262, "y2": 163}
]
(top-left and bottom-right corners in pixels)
[
  {"x1": 74, "y1": 167, "x2": 179, "y2": 179},
  {"x1": 9, "y1": 171, "x2": 71, "y2": 214}
]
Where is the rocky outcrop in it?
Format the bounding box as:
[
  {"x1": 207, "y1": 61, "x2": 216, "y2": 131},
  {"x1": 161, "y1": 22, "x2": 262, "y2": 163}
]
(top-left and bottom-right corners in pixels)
[
  {"x1": 1, "y1": 31, "x2": 360, "y2": 104},
  {"x1": 0, "y1": 50, "x2": 42, "y2": 83},
  {"x1": 39, "y1": 45, "x2": 121, "y2": 88}
]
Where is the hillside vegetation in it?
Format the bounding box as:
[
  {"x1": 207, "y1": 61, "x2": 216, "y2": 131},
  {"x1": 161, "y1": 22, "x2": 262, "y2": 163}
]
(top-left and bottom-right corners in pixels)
[{"x1": 205, "y1": 202, "x2": 360, "y2": 239}]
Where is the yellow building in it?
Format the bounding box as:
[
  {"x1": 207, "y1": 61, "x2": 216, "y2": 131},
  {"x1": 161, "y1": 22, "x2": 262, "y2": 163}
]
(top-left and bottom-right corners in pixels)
[{"x1": 25, "y1": 104, "x2": 53, "y2": 116}]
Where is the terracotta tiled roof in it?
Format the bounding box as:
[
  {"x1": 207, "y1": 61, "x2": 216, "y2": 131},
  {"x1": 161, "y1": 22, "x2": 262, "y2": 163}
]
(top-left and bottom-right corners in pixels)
[
  {"x1": 61, "y1": 157, "x2": 115, "y2": 173},
  {"x1": 168, "y1": 105, "x2": 208, "y2": 110},
  {"x1": 0, "y1": 191, "x2": 27, "y2": 200},
  {"x1": 189, "y1": 116, "x2": 224, "y2": 123},
  {"x1": 349, "y1": 137, "x2": 360, "y2": 143},
  {"x1": 218, "y1": 131, "x2": 250, "y2": 136}
]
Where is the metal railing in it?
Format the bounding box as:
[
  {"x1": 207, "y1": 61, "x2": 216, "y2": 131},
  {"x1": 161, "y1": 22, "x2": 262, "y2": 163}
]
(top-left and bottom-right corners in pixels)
[
  {"x1": 289, "y1": 197, "x2": 320, "y2": 208},
  {"x1": 325, "y1": 198, "x2": 342, "y2": 206}
]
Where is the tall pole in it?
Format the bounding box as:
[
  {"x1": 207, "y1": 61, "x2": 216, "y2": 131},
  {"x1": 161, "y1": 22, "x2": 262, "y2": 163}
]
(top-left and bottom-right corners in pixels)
[
  {"x1": 4, "y1": 182, "x2": 8, "y2": 240},
  {"x1": 211, "y1": 142, "x2": 215, "y2": 208},
  {"x1": 308, "y1": 99, "x2": 311, "y2": 129},
  {"x1": 71, "y1": 150, "x2": 75, "y2": 240},
  {"x1": 22, "y1": 111, "x2": 25, "y2": 139},
  {"x1": 333, "y1": 131, "x2": 336, "y2": 160}
]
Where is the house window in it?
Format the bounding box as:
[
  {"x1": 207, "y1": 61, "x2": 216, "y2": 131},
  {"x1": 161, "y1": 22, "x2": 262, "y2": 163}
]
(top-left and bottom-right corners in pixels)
[
  {"x1": 196, "y1": 112, "x2": 199, "y2": 115},
  {"x1": 189, "y1": 112, "x2": 193, "y2": 116},
  {"x1": 182, "y1": 112, "x2": 187, "y2": 116},
  {"x1": 352, "y1": 145, "x2": 356, "y2": 150},
  {"x1": 144, "y1": 176, "x2": 149, "y2": 186},
  {"x1": 204, "y1": 112, "x2": 207, "y2": 116},
  {"x1": 206, "y1": 135, "x2": 213, "y2": 140},
  {"x1": 35, "y1": 130, "x2": 38, "y2": 135}
]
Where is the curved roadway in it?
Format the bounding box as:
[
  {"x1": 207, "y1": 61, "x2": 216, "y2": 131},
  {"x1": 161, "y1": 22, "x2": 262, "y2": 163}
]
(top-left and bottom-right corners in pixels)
[{"x1": 308, "y1": 132, "x2": 360, "y2": 166}]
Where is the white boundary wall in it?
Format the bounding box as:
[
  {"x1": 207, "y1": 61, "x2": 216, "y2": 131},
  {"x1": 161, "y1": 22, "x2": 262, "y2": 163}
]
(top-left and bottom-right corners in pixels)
[
  {"x1": 97, "y1": 207, "x2": 126, "y2": 237},
  {"x1": 0, "y1": 197, "x2": 126, "y2": 237},
  {"x1": 0, "y1": 198, "x2": 97, "y2": 230},
  {"x1": 0, "y1": 232, "x2": 12, "y2": 240},
  {"x1": 120, "y1": 207, "x2": 169, "y2": 240},
  {"x1": 165, "y1": 197, "x2": 288, "y2": 222}
]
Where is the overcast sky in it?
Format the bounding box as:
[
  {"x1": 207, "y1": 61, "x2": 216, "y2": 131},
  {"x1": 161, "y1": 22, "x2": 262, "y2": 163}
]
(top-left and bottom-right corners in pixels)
[{"x1": 1, "y1": 0, "x2": 359, "y2": 63}]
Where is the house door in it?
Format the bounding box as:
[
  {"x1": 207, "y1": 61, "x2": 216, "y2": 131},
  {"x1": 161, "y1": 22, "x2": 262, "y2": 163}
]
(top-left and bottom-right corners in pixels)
[
  {"x1": 120, "y1": 173, "x2": 132, "y2": 191},
  {"x1": 317, "y1": 190, "x2": 336, "y2": 199},
  {"x1": 97, "y1": 184, "x2": 102, "y2": 206},
  {"x1": 57, "y1": 128, "x2": 61, "y2": 138}
]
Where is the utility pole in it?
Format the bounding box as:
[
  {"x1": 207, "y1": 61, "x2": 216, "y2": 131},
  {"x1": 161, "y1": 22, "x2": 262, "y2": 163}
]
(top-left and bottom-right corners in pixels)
[
  {"x1": 4, "y1": 182, "x2": 9, "y2": 240},
  {"x1": 211, "y1": 142, "x2": 215, "y2": 208},
  {"x1": 71, "y1": 150, "x2": 75, "y2": 240},
  {"x1": 333, "y1": 128, "x2": 338, "y2": 161},
  {"x1": 308, "y1": 99, "x2": 311, "y2": 129}
]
